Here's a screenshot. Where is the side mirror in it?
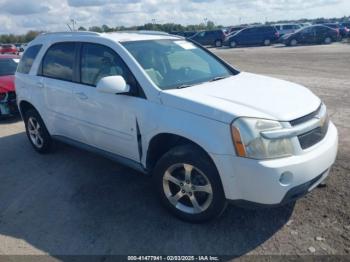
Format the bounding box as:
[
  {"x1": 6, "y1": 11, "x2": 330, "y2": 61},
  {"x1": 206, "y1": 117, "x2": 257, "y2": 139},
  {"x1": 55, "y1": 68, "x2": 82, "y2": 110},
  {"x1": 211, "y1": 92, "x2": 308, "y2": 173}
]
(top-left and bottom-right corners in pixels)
[{"x1": 96, "y1": 75, "x2": 130, "y2": 94}]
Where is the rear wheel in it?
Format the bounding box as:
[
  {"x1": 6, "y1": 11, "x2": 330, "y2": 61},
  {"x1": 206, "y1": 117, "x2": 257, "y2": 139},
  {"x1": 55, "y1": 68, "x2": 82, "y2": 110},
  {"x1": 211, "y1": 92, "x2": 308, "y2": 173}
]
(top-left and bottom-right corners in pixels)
[
  {"x1": 24, "y1": 109, "x2": 52, "y2": 153},
  {"x1": 214, "y1": 40, "x2": 222, "y2": 47},
  {"x1": 153, "y1": 145, "x2": 226, "y2": 223},
  {"x1": 263, "y1": 39, "x2": 271, "y2": 46},
  {"x1": 324, "y1": 37, "x2": 332, "y2": 44},
  {"x1": 290, "y1": 39, "x2": 298, "y2": 46},
  {"x1": 229, "y1": 41, "x2": 237, "y2": 48}
]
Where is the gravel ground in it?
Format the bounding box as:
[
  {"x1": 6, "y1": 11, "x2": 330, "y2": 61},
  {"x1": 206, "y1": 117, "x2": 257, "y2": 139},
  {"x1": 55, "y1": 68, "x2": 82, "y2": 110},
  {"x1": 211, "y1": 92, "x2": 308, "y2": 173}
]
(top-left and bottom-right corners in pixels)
[{"x1": 0, "y1": 42, "x2": 349, "y2": 260}]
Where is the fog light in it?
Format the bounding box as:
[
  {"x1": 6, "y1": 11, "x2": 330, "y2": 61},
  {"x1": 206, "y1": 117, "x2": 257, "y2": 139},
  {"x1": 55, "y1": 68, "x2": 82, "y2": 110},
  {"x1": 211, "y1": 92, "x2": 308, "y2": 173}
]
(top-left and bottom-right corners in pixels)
[{"x1": 279, "y1": 171, "x2": 293, "y2": 186}]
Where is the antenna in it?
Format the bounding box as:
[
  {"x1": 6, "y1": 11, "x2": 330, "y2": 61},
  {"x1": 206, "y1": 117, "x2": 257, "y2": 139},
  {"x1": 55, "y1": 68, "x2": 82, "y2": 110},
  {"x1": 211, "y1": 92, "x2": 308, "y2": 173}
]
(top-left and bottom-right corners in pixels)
[{"x1": 66, "y1": 24, "x2": 72, "y2": 32}]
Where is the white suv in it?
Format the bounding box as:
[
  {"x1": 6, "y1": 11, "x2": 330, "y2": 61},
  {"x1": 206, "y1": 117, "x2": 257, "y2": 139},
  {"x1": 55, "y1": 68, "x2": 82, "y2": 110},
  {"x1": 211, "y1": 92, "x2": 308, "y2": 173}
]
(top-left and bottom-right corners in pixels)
[{"x1": 15, "y1": 31, "x2": 338, "y2": 222}]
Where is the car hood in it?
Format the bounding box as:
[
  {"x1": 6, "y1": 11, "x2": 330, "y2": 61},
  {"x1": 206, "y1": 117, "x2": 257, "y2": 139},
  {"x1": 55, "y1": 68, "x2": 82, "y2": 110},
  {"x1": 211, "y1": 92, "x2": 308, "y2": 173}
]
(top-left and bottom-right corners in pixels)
[
  {"x1": 160, "y1": 72, "x2": 321, "y2": 123},
  {"x1": 0, "y1": 75, "x2": 15, "y2": 93}
]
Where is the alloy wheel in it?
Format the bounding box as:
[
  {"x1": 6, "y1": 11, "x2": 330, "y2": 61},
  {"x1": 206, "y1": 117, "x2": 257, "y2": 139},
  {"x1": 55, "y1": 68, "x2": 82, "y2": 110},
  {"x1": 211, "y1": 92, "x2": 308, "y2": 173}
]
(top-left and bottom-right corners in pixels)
[
  {"x1": 163, "y1": 163, "x2": 213, "y2": 214},
  {"x1": 325, "y1": 37, "x2": 332, "y2": 44},
  {"x1": 27, "y1": 117, "x2": 44, "y2": 148},
  {"x1": 230, "y1": 41, "x2": 236, "y2": 48},
  {"x1": 290, "y1": 39, "x2": 298, "y2": 46}
]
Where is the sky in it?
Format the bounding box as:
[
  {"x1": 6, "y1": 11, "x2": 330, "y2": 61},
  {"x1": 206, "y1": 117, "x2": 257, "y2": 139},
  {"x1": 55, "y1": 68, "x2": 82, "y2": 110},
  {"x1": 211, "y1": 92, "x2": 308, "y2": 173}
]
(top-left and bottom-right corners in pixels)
[{"x1": 0, "y1": 0, "x2": 349, "y2": 34}]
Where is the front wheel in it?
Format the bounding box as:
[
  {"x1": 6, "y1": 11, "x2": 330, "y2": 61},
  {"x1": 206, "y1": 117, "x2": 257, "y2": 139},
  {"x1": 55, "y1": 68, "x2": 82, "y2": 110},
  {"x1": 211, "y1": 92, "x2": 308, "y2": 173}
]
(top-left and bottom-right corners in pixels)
[{"x1": 153, "y1": 145, "x2": 226, "y2": 223}]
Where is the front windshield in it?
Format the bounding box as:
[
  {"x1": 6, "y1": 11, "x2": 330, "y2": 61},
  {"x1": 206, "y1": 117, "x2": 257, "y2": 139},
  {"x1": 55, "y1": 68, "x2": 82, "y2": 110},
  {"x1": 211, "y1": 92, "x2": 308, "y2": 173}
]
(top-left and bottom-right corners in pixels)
[
  {"x1": 122, "y1": 39, "x2": 234, "y2": 90},
  {"x1": 0, "y1": 58, "x2": 19, "y2": 76}
]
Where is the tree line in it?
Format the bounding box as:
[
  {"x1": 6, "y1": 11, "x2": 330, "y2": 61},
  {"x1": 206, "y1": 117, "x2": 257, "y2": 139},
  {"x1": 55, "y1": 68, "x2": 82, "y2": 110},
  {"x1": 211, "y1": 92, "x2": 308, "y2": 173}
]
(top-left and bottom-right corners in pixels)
[{"x1": 1, "y1": 16, "x2": 349, "y2": 44}]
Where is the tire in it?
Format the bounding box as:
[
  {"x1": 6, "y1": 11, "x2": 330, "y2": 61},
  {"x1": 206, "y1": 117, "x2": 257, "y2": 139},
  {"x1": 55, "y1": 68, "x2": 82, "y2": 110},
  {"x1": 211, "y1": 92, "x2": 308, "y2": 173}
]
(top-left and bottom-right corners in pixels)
[
  {"x1": 290, "y1": 39, "x2": 298, "y2": 46},
  {"x1": 324, "y1": 37, "x2": 332, "y2": 44},
  {"x1": 263, "y1": 39, "x2": 271, "y2": 46},
  {"x1": 214, "y1": 40, "x2": 222, "y2": 47},
  {"x1": 24, "y1": 109, "x2": 52, "y2": 153},
  {"x1": 153, "y1": 144, "x2": 227, "y2": 223},
  {"x1": 229, "y1": 41, "x2": 237, "y2": 48}
]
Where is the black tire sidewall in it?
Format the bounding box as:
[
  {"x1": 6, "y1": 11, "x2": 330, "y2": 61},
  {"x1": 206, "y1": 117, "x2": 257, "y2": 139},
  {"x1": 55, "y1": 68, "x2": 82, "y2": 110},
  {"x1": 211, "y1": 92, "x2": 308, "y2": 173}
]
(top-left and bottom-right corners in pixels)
[
  {"x1": 24, "y1": 109, "x2": 52, "y2": 153},
  {"x1": 153, "y1": 145, "x2": 226, "y2": 223}
]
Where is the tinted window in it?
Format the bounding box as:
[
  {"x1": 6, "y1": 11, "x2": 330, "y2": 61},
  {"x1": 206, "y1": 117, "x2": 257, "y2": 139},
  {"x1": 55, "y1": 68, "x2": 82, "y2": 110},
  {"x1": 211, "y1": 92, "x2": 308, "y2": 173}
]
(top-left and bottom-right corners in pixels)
[
  {"x1": 17, "y1": 45, "x2": 42, "y2": 74},
  {"x1": 42, "y1": 42, "x2": 76, "y2": 81},
  {"x1": 0, "y1": 58, "x2": 19, "y2": 76},
  {"x1": 284, "y1": 25, "x2": 294, "y2": 30},
  {"x1": 81, "y1": 43, "x2": 136, "y2": 87}
]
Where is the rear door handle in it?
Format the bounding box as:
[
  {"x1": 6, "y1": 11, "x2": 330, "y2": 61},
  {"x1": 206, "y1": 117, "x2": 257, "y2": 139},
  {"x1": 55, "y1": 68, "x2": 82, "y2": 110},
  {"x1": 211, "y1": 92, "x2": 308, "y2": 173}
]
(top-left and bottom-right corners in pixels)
[
  {"x1": 37, "y1": 82, "x2": 44, "y2": 88},
  {"x1": 75, "y1": 92, "x2": 88, "y2": 100}
]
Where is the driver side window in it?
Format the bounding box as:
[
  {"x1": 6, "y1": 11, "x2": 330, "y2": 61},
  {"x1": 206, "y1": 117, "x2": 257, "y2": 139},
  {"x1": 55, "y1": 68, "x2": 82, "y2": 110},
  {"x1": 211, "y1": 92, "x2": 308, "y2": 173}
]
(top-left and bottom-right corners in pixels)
[{"x1": 80, "y1": 43, "x2": 134, "y2": 87}]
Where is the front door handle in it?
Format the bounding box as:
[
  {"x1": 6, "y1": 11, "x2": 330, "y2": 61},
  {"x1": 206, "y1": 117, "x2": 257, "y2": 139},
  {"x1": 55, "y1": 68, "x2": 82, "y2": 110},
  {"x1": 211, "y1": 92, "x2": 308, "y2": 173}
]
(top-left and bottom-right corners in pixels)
[
  {"x1": 75, "y1": 92, "x2": 88, "y2": 100},
  {"x1": 37, "y1": 82, "x2": 44, "y2": 88}
]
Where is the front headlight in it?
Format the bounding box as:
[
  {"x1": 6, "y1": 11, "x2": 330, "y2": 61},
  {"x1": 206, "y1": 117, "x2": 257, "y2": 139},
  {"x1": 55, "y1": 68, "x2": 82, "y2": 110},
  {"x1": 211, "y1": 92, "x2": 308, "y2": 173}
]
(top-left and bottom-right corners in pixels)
[{"x1": 231, "y1": 118, "x2": 294, "y2": 159}]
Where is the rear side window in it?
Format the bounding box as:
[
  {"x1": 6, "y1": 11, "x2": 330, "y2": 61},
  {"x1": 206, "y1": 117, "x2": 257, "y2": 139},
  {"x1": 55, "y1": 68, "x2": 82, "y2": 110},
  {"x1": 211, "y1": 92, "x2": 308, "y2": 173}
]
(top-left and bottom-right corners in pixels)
[
  {"x1": 284, "y1": 25, "x2": 293, "y2": 30},
  {"x1": 17, "y1": 45, "x2": 42, "y2": 74},
  {"x1": 80, "y1": 43, "x2": 136, "y2": 87},
  {"x1": 42, "y1": 42, "x2": 76, "y2": 82}
]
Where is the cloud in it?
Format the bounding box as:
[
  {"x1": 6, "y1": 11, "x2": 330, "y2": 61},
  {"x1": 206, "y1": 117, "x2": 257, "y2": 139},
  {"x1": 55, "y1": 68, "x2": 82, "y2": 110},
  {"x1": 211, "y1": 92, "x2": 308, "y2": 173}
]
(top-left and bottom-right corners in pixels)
[
  {"x1": 67, "y1": 0, "x2": 139, "y2": 7},
  {"x1": 0, "y1": 0, "x2": 349, "y2": 34},
  {"x1": 0, "y1": 0, "x2": 49, "y2": 15}
]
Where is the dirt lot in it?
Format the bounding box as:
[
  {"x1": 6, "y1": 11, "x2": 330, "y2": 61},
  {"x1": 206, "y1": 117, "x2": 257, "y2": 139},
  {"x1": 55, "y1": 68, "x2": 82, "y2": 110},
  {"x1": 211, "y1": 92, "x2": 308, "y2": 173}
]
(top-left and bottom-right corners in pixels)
[{"x1": 0, "y1": 43, "x2": 349, "y2": 259}]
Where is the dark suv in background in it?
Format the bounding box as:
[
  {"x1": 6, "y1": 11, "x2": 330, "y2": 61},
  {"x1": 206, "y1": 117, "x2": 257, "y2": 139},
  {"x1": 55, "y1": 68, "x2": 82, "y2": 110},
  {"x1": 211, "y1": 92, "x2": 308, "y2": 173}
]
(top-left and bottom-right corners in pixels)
[
  {"x1": 188, "y1": 30, "x2": 226, "y2": 47},
  {"x1": 224, "y1": 26, "x2": 279, "y2": 48}
]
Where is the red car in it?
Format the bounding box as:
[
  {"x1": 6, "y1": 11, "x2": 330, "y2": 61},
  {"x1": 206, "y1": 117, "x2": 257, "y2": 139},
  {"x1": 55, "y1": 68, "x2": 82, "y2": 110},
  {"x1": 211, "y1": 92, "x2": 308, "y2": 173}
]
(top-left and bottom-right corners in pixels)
[
  {"x1": 0, "y1": 55, "x2": 19, "y2": 116},
  {"x1": 0, "y1": 44, "x2": 18, "y2": 54}
]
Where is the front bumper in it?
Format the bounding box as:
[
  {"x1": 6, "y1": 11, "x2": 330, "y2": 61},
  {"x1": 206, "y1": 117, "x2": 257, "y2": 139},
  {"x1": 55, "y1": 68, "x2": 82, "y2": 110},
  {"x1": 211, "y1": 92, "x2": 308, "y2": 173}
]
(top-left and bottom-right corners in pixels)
[
  {"x1": 0, "y1": 93, "x2": 18, "y2": 117},
  {"x1": 211, "y1": 122, "x2": 338, "y2": 206}
]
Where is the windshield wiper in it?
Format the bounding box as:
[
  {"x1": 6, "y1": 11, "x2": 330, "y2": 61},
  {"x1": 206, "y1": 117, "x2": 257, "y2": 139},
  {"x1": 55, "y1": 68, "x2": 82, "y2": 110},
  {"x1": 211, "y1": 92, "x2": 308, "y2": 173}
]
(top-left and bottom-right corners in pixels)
[
  {"x1": 176, "y1": 84, "x2": 193, "y2": 89},
  {"x1": 209, "y1": 75, "x2": 230, "y2": 82}
]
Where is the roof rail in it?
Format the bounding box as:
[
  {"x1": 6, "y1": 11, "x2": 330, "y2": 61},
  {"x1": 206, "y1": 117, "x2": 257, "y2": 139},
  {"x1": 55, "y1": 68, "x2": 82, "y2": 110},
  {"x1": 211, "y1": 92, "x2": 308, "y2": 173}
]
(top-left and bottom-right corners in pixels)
[
  {"x1": 38, "y1": 31, "x2": 100, "y2": 37},
  {"x1": 114, "y1": 30, "x2": 170, "y2": 36}
]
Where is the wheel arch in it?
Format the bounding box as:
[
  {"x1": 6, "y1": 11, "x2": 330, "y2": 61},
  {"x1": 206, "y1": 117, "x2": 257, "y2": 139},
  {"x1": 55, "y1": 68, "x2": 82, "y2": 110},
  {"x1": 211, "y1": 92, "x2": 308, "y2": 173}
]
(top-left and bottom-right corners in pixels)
[
  {"x1": 19, "y1": 100, "x2": 39, "y2": 117},
  {"x1": 146, "y1": 133, "x2": 218, "y2": 173}
]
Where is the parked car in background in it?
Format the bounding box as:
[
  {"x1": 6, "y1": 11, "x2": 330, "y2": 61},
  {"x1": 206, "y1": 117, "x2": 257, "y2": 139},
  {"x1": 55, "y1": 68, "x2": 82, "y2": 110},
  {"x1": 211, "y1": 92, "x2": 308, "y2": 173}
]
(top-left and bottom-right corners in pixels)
[
  {"x1": 189, "y1": 29, "x2": 226, "y2": 47},
  {"x1": 0, "y1": 44, "x2": 18, "y2": 54},
  {"x1": 274, "y1": 24, "x2": 301, "y2": 36},
  {"x1": 282, "y1": 25, "x2": 339, "y2": 46},
  {"x1": 170, "y1": 31, "x2": 197, "y2": 38},
  {"x1": 226, "y1": 26, "x2": 247, "y2": 35},
  {"x1": 339, "y1": 22, "x2": 350, "y2": 37},
  {"x1": 322, "y1": 23, "x2": 341, "y2": 38},
  {"x1": 0, "y1": 55, "x2": 19, "y2": 117},
  {"x1": 299, "y1": 22, "x2": 312, "y2": 28},
  {"x1": 322, "y1": 23, "x2": 349, "y2": 38},
  {"x1": 224, "y1": 26, "x2": 279, "y2": 48}
]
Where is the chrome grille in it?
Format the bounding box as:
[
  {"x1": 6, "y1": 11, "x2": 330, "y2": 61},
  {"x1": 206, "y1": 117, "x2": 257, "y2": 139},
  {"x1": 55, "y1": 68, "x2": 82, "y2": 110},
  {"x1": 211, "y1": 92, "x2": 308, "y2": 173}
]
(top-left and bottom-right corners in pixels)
[{"x1": 291, "y1": 104, "x2": 329, "y2": 149}]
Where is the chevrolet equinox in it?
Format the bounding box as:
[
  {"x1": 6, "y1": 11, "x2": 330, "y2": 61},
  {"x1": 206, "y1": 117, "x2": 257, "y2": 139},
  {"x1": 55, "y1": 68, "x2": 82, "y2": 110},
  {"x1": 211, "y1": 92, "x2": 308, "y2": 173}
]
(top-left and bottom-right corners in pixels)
[{"x1": 15, "y1": 31, "x2": 338, "y2": 222}]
